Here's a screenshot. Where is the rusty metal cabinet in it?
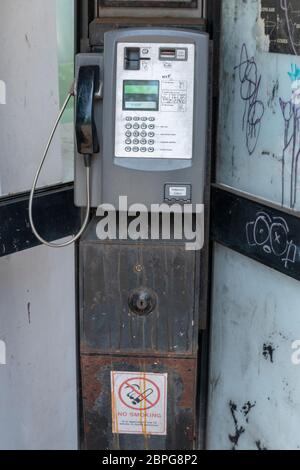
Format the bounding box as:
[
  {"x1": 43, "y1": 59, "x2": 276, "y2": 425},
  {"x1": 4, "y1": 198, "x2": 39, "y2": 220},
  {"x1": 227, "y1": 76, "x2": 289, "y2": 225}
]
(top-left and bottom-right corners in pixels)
[{"x1": 79, "y1": 219, "x2": 201, "y2": 450}]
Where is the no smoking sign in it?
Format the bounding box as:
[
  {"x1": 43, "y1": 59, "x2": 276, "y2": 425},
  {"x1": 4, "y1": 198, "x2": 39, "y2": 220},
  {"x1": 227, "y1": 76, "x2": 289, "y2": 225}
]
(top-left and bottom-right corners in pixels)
[{"x1": 111, "y1": 371, "x2": 167, "y2": 435}]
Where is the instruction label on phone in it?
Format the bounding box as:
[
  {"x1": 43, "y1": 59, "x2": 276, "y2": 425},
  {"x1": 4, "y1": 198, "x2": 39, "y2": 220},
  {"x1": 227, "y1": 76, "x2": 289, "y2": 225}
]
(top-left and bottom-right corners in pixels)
[{"x1": 111, "y1": 371, "x2": 167, "y2": 435}]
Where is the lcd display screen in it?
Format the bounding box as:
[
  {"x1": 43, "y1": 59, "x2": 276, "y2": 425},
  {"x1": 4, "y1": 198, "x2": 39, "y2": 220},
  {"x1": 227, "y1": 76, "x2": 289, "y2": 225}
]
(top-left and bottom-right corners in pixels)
[{"x1": 123, "y1": 80, "x2": 159, "y2": 111}]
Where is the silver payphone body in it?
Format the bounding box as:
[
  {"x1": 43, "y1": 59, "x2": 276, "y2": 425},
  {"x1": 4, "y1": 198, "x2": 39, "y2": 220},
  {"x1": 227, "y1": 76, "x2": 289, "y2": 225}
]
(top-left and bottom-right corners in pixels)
[{"x1": 75, "y1": 28, "x2": 209, "y2": 209}]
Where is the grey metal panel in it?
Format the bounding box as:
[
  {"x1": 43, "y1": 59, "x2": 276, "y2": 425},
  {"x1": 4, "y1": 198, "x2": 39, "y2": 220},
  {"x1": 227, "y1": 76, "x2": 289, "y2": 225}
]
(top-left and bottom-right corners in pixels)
[
  {"x1": 103, "y1": 29, "x2": 208, "y2": 208},
  {"x1": 75, "y1": 28, "x2": 209, "y2": 208}
]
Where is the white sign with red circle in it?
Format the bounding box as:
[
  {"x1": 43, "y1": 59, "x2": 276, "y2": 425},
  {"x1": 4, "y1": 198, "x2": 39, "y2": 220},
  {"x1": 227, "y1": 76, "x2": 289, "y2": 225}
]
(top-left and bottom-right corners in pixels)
[{"x1": 111, "y1": 371, "x2": 168, "y2": 435}]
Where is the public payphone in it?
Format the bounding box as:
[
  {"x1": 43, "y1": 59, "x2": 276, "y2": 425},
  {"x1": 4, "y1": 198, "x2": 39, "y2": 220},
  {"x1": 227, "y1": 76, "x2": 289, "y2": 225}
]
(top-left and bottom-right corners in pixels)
[
  {"x1": 75, "y1": 29, "x2": 208, "y2": 209},
  {"x1": 29, "y1": 28, "x2": 209, "y2": 450}
]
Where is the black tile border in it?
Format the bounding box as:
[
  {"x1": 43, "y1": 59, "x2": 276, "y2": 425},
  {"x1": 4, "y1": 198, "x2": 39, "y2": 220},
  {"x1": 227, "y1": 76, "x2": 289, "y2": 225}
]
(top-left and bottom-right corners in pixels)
[
  {"x1": 211, "y1": 185, "x2": 300, "y2": 282},
  {"x1": 0, "y1": 184, "x2": 81, "y2": 257}
]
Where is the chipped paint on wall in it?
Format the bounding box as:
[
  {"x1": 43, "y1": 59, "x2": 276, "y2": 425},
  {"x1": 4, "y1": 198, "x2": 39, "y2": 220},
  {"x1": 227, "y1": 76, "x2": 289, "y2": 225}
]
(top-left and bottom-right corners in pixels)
[{"x1": 208, "y1": 245, "x2": 300, "y2": 450}]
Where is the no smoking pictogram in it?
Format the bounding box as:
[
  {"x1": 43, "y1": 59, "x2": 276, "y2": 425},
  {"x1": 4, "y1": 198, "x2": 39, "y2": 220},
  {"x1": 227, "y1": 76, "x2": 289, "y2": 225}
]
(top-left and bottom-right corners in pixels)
[
  {"x1": 118, "y1": 376, "x2": 160, "y2": 411},
  {"x1": 111, "y1": 371, "x2": 168, "y2": 435}
]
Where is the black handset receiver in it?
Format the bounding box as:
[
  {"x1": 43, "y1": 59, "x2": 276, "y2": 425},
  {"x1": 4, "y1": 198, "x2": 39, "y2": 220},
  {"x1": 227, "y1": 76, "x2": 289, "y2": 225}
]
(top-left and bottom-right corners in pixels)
[
  {"x1": 75, "y1": 65, "x2": 100, "y2": 163},
  {"x1": 29, "y1": 64, "x2": 101, "y2": 248}
]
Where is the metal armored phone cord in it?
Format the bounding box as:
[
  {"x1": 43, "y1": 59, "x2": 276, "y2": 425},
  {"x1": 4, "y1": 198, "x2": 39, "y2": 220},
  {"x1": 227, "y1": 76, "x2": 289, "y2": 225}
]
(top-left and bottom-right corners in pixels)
[{"x1": 29, "y1": 84, "x2": 91, "y2": 248}]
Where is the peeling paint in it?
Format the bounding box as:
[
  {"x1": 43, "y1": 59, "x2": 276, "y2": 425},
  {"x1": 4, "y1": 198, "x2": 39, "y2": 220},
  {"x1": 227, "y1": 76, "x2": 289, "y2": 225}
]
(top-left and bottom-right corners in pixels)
[
  {"x1": 228, "y1": 401, "x2": 245, "y2": 450},
  {"x1": 263, "y1": 343, "x2": 275, "y2": 363}
]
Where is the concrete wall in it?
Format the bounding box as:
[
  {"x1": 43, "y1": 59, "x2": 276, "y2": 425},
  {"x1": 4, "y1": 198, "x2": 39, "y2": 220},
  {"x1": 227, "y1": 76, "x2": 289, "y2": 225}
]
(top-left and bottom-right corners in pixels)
[
  {"x1": 207, "y1": 0, "x2": 300, "y2": 450},
  {"x1": 0, "y1": 244, "x2": 77, "y2": 450},
  {"x1": 0, "y1": 1, "x2": 77, "y2": 450}
]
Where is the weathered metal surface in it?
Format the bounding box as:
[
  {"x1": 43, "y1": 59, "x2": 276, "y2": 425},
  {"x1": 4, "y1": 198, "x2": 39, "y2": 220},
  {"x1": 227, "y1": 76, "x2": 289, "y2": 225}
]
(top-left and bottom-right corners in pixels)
[
  {"x1": 89, "y1": 18, "x2": 207, "y2": 50},
  {"x1": 79, "y1": 219, "x2": 201, "y2": 449},
  {"x1": 81, "y1": 355, "x2": 197, "y2": 450},
  {"x1": 80, "y1": 238, "x2": 200, "y2": 355},
  {"x1": 99, "y1": 0, "x2": 198, "y2": 8}
]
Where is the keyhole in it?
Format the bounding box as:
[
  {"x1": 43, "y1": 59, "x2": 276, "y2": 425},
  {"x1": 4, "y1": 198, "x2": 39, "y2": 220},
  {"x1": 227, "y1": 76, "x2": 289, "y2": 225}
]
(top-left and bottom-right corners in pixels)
[{"x1": 128, "y1": 287, "x2": 157, "y2": 316}]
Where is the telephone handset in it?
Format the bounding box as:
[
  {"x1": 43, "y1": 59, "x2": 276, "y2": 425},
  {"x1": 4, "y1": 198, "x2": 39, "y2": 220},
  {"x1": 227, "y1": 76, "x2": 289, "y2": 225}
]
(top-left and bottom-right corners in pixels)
[
  {"x1": 29, "y1": 65, "x2": 101, "y2": 248},
  {"x1": 75, "y1": 65, "x2": 101, "y2": 159}
]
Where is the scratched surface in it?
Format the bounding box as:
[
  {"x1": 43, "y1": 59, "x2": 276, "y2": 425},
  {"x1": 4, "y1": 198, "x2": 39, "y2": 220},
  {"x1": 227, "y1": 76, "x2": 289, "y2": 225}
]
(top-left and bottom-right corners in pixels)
[
  {"x1": 80, "y1": 241, "x2": 199, "y2": 355},
  {"x1": 217, "y1": 0, "x2": 300, "y2": 210},
  {"x1": 207, "y1": 245, "x2": 300, "y2": 450},
  {"x1": 81, "y1": 356, "x2": 197, "y2": 450}
]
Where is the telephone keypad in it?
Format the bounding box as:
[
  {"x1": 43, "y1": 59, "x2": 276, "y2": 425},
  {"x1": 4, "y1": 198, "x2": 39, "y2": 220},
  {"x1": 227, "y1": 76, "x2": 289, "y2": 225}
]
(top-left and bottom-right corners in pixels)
[{"x1": 123, "y1": 116, "x2": 156, "y2": 154}]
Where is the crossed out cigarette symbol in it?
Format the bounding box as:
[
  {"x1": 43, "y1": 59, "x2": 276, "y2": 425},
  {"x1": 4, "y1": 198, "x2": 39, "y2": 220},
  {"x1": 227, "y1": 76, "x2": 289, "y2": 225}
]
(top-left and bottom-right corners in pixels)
[{"x1": 119, "y1": 377, "x2": 160, "y2": 411}]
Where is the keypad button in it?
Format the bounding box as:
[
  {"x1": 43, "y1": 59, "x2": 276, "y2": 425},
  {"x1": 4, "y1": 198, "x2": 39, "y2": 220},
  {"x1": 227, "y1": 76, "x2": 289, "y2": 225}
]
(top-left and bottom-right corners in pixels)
[
  {"x1": 149, "y1": 117, "x2": 155, "y2": 121},
  {"x1": 141, "y1": 117, "x2": 147, "y2": 121},
  {"x1": 148, "y1": 147, "x2": 154, "y2": 152},
  {"x1": 140, "y1": 139, "x2": 147, "y2": 145},
  {"x1": 141, "y1": 123, "x2": 147, "y2": 129},
  {"x1": 148, "y1": 139, "x2": 154, "y2": 145},
  {"x1": 141, "y1": 131, "x2": 147, "y2": 137},
  {"x1": 148, "y1": 124, "x2": 155, "y2": 130},
  {"x1": 125, "y1": 139, "x2": 132, "y2": 145},
  {"x1": 126, "y1": 117, "x2": 132, "y2": 121},
  {"x1": 133, "y1": 117, "x2": 140, "y2": 121},
  {"x1": 125, "y1": 131, "x2": 132, "y2": 137},
  {"x1": 140, "y1": 147, "x2": 147, "y2": 152},
  {"x1": 125, "y1": 123, "x2": 132, "y2": 129},
  {"x1": 133, "y1": 147, "x2": 139, "y2": 152},
  {"x1": 133, "y1": 131, "x2": 139, "y2": 137},
  {"x1": 125, "y1": 147, "x2": 131, "y2": 152},
  {"x1": 133, "y1": 123, "x2": 140, "y2": 129},
  {"x1": 133, "y1": 138, "x2": 139, "y2": 145},
  {"x1": 148, "y1": 132, "x2": 155, "y2": 138}
]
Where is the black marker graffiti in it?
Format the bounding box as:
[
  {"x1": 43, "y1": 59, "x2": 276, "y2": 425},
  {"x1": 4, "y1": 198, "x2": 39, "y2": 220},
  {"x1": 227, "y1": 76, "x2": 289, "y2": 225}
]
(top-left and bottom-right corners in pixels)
[
  {"x1": 246, "y1": 211, "x2": 297, "y2": 269},
  {"x1": 234, "y1": 44, "x2": 265, "y2": 155},
  {"x1": 279, "y1": 97, "x2": 300, "y2": 208}
]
